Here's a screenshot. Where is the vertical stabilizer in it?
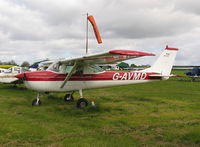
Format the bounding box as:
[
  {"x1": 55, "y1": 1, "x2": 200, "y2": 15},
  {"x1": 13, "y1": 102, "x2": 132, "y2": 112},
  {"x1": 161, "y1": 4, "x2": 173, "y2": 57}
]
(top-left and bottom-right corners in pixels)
[{"x1": 144, "y1": 45, "x2": 178, "y2": 77}]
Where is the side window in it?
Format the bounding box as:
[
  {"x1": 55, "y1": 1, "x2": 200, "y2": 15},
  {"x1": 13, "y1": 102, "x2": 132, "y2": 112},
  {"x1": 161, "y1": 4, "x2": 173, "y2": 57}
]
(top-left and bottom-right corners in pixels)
[
  {"x1": 75, "y1": 66, "x2": 83, "y2": 74},
  {"x1": 53, "y1": 64, "x2": 59, "y2": 72},
  {"x1": 59, "y1": 64, "x2": 76, "y2": 74},
  {"x1": 83, "y1": 65, "x2": 104, "y2": 74},
  {"x1": 48, "y1": 62, "x2": 79, "y2": 74},
  {"x1": 65, "y1": 66, "x2": 73, "y2": 73},
  {"x1": 48, "y1": 62, "x2": 61, "y2": 72},
  {"x1": 5, "y1": 68, "x2": 12, "y2": 73}
]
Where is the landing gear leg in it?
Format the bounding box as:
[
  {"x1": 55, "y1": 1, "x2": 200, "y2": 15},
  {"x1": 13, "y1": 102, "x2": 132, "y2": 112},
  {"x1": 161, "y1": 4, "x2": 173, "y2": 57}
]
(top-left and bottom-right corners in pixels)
[
  {"x1": 13, "y1": 83, "x2": 17, "y2": 88},
  {"x1": 77, "y1": 89, "x2": 88, "y2": 108},
  {"x1": 32, "y1": 93, "x2": 41, "y2": 106},
  {"x1": 191, "y1": 77, "x2": 195, "y2": 82},
  {"x1": 64, "y1": 91, "x2": 74, "y2": 102}
]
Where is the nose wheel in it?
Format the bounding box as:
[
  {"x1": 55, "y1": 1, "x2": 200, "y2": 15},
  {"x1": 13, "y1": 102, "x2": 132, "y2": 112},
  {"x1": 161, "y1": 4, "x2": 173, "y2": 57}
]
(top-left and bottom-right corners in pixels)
[{"x1": 64, "y1": 92, "x2": 74, "y2": 102}]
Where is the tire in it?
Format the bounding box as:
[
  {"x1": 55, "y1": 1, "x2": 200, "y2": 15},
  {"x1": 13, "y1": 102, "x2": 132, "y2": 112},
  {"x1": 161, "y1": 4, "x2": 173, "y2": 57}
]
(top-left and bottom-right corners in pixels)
[
  {"x1": 64, "y1": 94, "x2": 74, "y2": 102},
  {"x1": 32, "y1": 99, "x2": 41, "y2": 106},
  {"x1": 77, "y1": 98, "x2": 88, "y2": 108}
]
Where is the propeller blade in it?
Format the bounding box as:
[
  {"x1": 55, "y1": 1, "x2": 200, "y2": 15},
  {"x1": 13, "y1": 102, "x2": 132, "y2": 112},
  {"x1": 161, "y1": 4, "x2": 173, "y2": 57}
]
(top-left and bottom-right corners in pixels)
[{"x1": 23, "y1": 73, "x2": 26, "y2": 81}]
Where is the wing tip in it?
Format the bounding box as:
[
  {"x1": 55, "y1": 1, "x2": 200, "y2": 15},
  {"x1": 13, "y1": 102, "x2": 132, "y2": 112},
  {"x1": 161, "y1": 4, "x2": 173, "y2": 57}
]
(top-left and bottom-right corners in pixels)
[
  {"x1": 109, "y1": 50, "x2": 155, "y2": 56},
  {"x1": 165, "y1": 45, "x2": 179, "y2": 51}
]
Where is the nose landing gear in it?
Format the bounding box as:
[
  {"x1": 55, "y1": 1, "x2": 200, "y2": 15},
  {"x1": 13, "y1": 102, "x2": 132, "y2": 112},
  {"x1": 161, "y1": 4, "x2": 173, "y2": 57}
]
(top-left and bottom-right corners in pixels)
[
  {"x1": 64, "y1": 92, "x2": 74, "y2": 102},
  {"x1": 32, "y1": 90, "x2": 89, "y2": 108}
]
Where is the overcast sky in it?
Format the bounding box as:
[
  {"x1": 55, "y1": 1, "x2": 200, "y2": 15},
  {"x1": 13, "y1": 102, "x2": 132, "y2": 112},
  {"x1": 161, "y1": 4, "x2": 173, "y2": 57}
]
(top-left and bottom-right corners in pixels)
[{"x1": 0, "y1": 0, "x2": 200, "y2": 65}]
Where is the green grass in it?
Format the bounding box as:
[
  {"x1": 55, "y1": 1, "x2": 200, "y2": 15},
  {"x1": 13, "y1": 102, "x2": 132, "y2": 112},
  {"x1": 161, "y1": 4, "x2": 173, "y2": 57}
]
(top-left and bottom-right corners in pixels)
[{"x1": 0, "y1": 70, "x2": 200, "y2": 146}]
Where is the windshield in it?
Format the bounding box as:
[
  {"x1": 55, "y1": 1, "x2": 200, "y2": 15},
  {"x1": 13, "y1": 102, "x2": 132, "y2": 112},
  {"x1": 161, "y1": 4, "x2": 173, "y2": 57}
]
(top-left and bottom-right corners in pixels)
[
  {"x1": 47, "y1": 62, "x2": 76, "y2": 74},
  {"x1": 47, "y1": 62, "x2": 61, "y2": 73}
]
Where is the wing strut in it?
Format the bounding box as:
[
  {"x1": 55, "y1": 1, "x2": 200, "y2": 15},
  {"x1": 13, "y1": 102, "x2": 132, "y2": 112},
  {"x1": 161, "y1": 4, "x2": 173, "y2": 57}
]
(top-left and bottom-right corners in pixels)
[{"x1": 60, "y1": 62, "x2": 77, "y2": 88}]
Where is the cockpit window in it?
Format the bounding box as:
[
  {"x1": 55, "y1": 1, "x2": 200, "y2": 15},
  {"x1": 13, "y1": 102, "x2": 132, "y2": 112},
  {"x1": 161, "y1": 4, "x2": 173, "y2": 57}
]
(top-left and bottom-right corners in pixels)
[
  {"x1": 90, "y1": 65, "x2": 104, "y2": 72},
  {"x1": 65, "y1": 66, "x2": 74, "y2": 73},
  {"x1": 48, "y1": 62, "x2": 104, "y2": 74},
  {"x1": 47, "y1": 62, "x2": 61, "y2": 72},
  {"x1": 14, "y1": 67, "x2": 21, "y2": 73},
  {"x1": 47, "y1": 62, "x2": 76, "y2": 74},
  {"x1": 4, "y1": 68, "x2": 12, "y2": 73},
  {"x1": 75, "y1": 66, "x2": 83, "y2": 74}
]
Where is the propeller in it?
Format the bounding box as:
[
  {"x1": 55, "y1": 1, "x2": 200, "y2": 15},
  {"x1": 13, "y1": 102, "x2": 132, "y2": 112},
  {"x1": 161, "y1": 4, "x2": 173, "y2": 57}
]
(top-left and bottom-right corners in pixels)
[
  {"x1": 22, "y1": 73, "x2": 26, "y2": 81},
  {"x1": 15, "y1": 73, "x2": 26, "y2": 83}
]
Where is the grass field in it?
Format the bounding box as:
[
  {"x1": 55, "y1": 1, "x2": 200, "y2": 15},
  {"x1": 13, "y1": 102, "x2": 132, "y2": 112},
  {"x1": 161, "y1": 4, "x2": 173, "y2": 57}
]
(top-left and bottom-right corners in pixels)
[{"x1": 0, "y1": 70, "x2": 200, "y2": 146}]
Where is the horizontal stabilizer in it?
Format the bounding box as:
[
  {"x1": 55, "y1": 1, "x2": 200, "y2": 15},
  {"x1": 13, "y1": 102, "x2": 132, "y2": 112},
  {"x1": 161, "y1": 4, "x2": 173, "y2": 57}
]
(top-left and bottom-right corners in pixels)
[{"x1": 149, "y1": 74, "x2": 183, "y2": 78}]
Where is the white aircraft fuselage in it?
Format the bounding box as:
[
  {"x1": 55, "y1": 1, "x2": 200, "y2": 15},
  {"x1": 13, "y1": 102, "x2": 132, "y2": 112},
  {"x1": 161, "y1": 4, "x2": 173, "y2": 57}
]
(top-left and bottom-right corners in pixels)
[
  {"x1": 0, "y1": 66, "x2": 23, "y2": 84},
  {"x1": 18, "y1": 70, "x2": 161, "y2": 92},
  {"x1": 15, "y1": 46, "x2": 178, "y2": 93}
]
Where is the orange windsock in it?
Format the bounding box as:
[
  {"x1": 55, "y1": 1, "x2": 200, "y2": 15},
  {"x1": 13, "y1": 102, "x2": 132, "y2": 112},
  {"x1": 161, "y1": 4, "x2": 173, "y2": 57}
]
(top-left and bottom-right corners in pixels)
[{"x1": 88, "y1": 15, "x2": 102, "y2": 44}]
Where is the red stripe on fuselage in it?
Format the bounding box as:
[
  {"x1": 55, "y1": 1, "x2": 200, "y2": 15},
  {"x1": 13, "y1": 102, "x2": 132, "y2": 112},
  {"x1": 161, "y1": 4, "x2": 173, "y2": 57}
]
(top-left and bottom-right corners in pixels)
[{"x1": 22, "y1": 71, "x2": 160, "y2": 81}]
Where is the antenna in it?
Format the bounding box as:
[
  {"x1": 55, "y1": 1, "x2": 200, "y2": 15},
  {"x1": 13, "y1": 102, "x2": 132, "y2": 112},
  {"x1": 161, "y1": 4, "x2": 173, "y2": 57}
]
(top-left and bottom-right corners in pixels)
[{"x1": 86, "y1": 13, "x2": 89, "y2": 55}]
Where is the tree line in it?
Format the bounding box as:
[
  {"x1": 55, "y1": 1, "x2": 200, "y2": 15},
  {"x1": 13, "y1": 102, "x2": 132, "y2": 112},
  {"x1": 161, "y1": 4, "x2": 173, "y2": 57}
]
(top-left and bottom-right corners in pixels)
[{"x1": 0, "y1": 60, "x2": 30, "y2": 67}]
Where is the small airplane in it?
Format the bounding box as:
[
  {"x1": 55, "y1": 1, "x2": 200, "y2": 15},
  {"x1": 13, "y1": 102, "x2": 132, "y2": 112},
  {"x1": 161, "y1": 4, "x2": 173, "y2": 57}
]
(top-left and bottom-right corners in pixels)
[
  {"x1": 15, "y1": 14, "x2": 179, "y2": 108},
  {"x1": 0, "y1": 66, "x2": 29, "y2": 84},
  {"x1": 0, "y1": 65, "x2": 16, "y2": 73},
  {"x1": 29, "y1": 59, "x2": 52, "y2": 71},
  {"x1": 0, "y1": 68, "x2": 8, "y2": 73},
  {"x1": 15, "y1": 45, "x2": 178, "y2": 108},
  {"x1": 0, "y1": 60, "x2": 51, "y2": 85},
  {"x1": 186, "y1": 67, "x2": 200, "y2": 82}
]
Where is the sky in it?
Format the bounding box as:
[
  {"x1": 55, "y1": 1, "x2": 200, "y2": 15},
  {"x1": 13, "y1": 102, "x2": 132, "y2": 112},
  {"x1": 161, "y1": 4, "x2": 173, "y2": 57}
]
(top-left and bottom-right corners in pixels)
[{"x1": 0, "y1": 0, "x2": 200, "y2": 66}]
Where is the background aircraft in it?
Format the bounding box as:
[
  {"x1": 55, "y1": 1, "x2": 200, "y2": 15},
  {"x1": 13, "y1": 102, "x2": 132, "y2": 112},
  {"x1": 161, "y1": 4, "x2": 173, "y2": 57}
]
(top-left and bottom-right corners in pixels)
[
  {"x1": 0, "y1": 68, "x2": 7, "y2": 73},
  {"x1": 0, "y1": 66, "x2": 29, "y2": 85},
  {"x1": 186, "y1": 67, "x2": 200, "y2": 82},
  {"x1": 15, "y1": 45, "x2": 178, "y2": 108},
  {"x1": 29, "y1": 59, "x2": 51, "y2": 71},
  {"x1": 0, "y1": 60, "x2": 52, "y2": 85}
]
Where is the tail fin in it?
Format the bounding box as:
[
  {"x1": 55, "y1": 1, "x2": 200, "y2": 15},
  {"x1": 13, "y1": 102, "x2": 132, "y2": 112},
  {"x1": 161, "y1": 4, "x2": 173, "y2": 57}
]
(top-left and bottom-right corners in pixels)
[{"x1": 144, "y1": 45, "x2": 178, "y2": 77}]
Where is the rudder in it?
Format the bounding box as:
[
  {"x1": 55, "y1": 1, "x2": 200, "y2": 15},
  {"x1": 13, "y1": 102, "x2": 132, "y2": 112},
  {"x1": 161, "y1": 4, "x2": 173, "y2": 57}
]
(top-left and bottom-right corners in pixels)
[{"x1": 144, "y1": 45, "x2": 178, "y2": 77}]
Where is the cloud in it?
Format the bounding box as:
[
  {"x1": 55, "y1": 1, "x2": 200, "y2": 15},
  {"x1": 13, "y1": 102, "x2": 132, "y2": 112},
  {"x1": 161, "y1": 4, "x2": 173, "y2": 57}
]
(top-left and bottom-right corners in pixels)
[
  {"x1": 99, "y1": 0, "x2": 200, "y2": 39},
  {"x1": 175, "y1": 0, "x2": 200, "y2": 15},
  {"x1": 0, "y1": 0, "x2": 199, "y2": 66}
]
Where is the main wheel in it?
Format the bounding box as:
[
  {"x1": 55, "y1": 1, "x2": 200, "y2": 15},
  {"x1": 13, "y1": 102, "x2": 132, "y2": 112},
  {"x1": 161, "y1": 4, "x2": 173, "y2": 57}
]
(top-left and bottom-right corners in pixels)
[
  {"x1": 13, "y1": 84, "x2": 17, "y2": 88},
  {"x1": 32, "y1": 99, "x2": 41, "y2": 106},
  {"x1": 77, "y1": 98, "x2": 88, "y2": 108},
  {"x1": 64, "y1": 94, "x2": 74, "y2": 102}
]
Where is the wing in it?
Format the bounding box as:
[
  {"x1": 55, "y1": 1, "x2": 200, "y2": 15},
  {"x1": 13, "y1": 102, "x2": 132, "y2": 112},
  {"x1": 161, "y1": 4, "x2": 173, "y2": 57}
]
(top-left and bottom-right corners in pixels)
[
  {"x1": 56, "y1": 49, "x2": 154, "y2": 88},
  {"x1": 60, "y1": 49, "x2": 155, "y2": 65}
]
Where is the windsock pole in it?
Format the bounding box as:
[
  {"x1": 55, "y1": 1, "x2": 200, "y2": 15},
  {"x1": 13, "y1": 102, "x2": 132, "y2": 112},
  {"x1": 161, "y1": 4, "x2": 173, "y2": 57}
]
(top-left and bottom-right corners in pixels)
[{"x1": 86, "y1": 13, "x2": 89, "y2": 55}]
